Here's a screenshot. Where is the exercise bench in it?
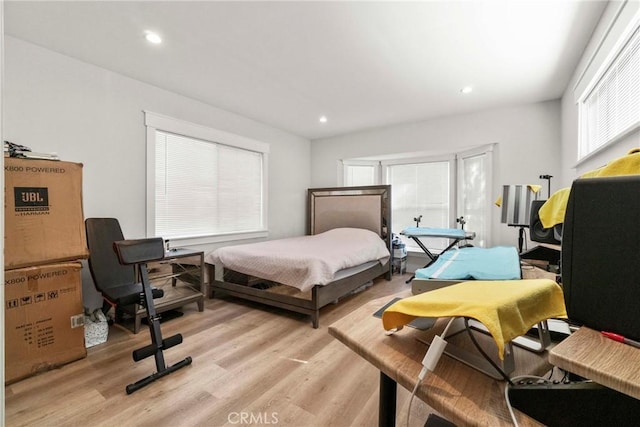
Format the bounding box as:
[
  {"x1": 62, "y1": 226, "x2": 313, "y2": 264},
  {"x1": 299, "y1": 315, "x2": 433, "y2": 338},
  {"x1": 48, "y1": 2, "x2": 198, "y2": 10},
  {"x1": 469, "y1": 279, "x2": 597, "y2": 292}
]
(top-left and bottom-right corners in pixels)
[{"x1": 113, "y1": 237, "x2": 193, "y2": 394}]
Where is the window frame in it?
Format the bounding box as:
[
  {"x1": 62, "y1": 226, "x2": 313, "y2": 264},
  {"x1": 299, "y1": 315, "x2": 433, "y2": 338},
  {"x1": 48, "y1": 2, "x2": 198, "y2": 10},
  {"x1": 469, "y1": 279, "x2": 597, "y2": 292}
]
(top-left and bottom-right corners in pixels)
[
  {"x1": 456, "y1": 145, "x2": 494, "y2": 247},
  {"x1": 144, "y1": 111, "x2": 270, "y2": 246},
  {"x1": 577, "y1": 16, "x2": 640, "y2": 162},
  {"x1": 340, "y1": 159, "x2": 381, "y2": 186},
  {"x1": 381, "y1": 154, "x2": 456, "y2": 253},
  {"x1": 342, "y1": 145, "x2": 494, "y2": 252},
  {"x1": 381, "y1": 153, "x2": 457, "y2": 227}
]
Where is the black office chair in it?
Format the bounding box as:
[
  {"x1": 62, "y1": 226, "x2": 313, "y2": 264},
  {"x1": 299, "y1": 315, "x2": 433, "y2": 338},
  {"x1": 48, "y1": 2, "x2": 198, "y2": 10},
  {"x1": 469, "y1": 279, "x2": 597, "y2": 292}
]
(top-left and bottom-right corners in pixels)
[
  {"x1": 85, "y1": 218, "x2": 192, "y2": 394},
  {"x1": 85, "y1": 218, "x2": 160, "y2": 317}
]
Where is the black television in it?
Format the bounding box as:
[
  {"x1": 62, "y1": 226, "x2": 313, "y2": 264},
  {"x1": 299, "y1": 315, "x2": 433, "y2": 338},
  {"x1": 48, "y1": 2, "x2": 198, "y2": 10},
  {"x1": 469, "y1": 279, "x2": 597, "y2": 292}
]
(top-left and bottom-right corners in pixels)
[{"x1": 562, "y1": 175, "x2": 640, "y2": 340}]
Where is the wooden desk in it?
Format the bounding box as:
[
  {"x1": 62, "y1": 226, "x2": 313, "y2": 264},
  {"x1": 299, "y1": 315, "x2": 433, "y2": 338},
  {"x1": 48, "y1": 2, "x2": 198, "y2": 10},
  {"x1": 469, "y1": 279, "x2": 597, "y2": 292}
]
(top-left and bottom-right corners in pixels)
[
  {"x1": 328, "y1": 293, "x2": 551, "y2": 426},
  {"x1": 549, "y1": 326, "x2": 640, "y2": 400}
]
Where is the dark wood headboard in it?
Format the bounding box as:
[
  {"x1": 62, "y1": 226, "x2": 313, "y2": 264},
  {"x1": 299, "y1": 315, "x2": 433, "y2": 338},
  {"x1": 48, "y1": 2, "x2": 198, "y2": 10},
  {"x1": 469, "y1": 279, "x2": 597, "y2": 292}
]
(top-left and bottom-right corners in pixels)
[{"x1": 307, "y1": 185, "x2": 391, "y2": 250}]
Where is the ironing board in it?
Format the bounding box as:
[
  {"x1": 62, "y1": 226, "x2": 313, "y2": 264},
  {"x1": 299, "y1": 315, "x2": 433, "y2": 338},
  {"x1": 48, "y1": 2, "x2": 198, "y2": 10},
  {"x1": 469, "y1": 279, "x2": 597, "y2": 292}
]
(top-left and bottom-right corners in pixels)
[
  {"x1": 401, "y1": 227, "x2": 476, "y2": 283},
  {"x1": 382, "y1": 279, "x2": 567, "y2": 379}
]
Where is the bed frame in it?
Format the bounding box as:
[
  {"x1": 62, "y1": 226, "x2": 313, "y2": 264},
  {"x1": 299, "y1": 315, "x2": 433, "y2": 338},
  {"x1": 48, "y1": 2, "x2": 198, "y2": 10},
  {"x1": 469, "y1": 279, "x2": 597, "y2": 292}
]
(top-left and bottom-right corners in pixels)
[{"x1": 207, "y1": 185, "x2": 392, "y2": 328}]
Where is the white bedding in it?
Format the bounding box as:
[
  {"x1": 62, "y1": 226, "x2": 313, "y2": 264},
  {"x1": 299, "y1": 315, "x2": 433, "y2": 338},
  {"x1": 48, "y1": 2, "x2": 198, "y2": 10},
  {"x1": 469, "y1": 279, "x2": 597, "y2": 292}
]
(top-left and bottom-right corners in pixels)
[{"x1": 205, "y1": 228, "x2": 390, "y2": 292}]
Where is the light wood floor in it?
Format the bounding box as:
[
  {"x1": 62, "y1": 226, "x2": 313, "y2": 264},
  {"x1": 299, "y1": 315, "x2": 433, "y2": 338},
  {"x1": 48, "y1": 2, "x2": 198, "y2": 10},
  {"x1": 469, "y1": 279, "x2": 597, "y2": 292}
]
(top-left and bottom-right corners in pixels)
[{"x1": 5, "y1": 273, "x2": 439, "y2": 427}]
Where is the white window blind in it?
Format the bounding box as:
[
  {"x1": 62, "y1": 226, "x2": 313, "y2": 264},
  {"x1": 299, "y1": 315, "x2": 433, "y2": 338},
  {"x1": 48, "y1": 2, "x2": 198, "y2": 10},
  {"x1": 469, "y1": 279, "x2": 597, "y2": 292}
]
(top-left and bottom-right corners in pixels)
[
  {"x1": 386, "y1": 160, "x2": 452, "y2": 251},
  {"x1": 579, "y1": 25, "x2": 640, "y2": 159},
  {"x1": 145, "y1": 111, "x2": 269, "y2": 244},
  {"x1": 342, "y1": 160, "x2": 380, "y2": 186},
  {"x1": 155, "y1": 131, "x2": 263, "y2": 239},
  {"x1": 346, "y1": 165, "x2": 376, "y2": 186}
]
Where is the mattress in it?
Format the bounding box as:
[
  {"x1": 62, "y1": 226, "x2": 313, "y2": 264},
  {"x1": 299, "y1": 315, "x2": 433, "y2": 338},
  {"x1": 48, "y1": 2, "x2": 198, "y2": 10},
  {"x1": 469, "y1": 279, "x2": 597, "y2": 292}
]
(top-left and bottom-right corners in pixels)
[{"x1": 205, "y1": 227, "x2": 390, "y2": 292}]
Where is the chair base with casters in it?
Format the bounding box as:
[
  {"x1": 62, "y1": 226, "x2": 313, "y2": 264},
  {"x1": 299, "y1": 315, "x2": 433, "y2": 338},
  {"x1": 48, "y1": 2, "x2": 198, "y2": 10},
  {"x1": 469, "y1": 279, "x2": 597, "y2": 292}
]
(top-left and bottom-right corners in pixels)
[{"x1": 113, "y1": 237, "x2": 192, "y2": 394}]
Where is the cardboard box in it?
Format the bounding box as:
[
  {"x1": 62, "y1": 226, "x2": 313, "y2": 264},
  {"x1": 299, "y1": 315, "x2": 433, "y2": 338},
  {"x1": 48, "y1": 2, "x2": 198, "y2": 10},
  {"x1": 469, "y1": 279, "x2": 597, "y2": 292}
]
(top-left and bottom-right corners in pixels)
[
  {"x1": 5, "y1": 158, "x2": 89, "y2": 269},
  {"x1": 5, "y1": 262, "x2": 87, "y2": 384}
]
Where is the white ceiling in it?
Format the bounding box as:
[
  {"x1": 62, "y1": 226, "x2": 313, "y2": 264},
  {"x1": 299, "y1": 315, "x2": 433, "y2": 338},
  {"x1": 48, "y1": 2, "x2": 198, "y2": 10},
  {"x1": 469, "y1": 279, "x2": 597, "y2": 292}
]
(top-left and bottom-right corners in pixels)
[{"x1": 5, "y1": 1, "x2": 608, "y2": 140}]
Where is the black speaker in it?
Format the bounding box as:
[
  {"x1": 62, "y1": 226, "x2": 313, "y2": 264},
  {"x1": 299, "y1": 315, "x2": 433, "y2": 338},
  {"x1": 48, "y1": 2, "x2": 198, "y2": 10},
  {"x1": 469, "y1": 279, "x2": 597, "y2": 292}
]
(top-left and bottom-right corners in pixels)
[
  {"x1": 529, "y1": 200, "x2": 560, "y2": 244},
  {"x1": 562, "y1": 176, "x2": 640, "y2": 341}
]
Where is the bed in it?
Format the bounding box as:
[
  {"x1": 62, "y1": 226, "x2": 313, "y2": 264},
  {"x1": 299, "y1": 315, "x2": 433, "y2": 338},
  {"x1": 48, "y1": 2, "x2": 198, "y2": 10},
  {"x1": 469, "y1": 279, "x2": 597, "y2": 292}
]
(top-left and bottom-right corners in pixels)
[{"x1": 205, "y1": 185, "x2": 392, "y2": 328}]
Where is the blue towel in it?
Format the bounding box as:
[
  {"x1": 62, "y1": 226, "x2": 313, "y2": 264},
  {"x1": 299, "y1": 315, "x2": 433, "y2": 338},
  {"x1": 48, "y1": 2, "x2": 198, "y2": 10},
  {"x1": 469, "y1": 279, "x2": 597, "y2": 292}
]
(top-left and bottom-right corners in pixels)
[{"x1": 414, "y1": 246, "x2": 520, "y2": 280}]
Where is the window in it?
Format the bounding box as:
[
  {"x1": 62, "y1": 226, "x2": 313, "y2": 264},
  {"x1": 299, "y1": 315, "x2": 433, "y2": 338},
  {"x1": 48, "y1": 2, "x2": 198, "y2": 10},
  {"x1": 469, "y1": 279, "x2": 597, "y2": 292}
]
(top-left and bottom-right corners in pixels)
[
  {"x1": 145, "y1": 111, "x2": 269, "y2": 245},
  {"x1": 384, "y1": 156, "x2": 454, "y2": 252},
  {"x1": 457, "y1": 147, "x2": 493, "y2": 248},
  {"x1": 343, "y1": 146, "x2": 493, "y2": 252},
  {"x1": 579, "y1": 24, "x2": 640, "y2": 159},
  {"x1": 342, "y1": 160, "x2": 380, "y2": 186}
]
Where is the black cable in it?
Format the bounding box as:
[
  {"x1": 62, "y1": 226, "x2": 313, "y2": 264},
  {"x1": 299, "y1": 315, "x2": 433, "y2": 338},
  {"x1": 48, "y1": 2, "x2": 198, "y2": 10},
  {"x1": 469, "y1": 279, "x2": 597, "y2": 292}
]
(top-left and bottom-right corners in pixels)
[
  {"x1": 546, "y1": 366, "x2": 555, "y2": 380},
  {"x1": 463, "y1": 318, "x2": 514, "y2": 385}
]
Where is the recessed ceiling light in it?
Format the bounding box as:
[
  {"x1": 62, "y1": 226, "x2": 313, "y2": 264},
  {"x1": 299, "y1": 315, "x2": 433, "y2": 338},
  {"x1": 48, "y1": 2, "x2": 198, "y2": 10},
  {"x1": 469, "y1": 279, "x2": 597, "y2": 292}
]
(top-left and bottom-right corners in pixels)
[
  {"x1": 145, "y1": 31, "x2": 162, "y2": 44},
  {"x1": 319, "y1": 116, "x2": 328, "y2": 123},
  {"x1": 461, "y1": 86, "x2": 473, "y2": 94}
]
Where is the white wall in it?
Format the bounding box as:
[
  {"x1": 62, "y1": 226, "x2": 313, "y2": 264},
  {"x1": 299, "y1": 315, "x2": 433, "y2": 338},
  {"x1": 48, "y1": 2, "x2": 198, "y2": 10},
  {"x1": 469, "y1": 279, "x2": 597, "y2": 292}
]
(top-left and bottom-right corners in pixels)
[
  {"x1": 310, "y1": 101, "x2": 562, "y2": 248},
  {"x1": 560, "y1": 0, "x2": 640, "y2": 185},
  {"x1": 4, "y1": 36, "x2": 311, "y2": 309},
  {"x1": 4, "y1": 37, "x2": 311, "y2": 243}
]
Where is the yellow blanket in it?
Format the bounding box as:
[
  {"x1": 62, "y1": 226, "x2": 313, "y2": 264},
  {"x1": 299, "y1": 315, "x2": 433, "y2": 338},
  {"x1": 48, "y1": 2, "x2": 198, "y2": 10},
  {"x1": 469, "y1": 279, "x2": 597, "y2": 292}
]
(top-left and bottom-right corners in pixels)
[
  {"x1": 538, "y1": 188, "x2": 570, "y2": 229},
  {"x1": 382, "y1": 279, "x2": 567, "y2": 359},
  {"x1": 540, "y1": 148, "x2": 640, "y2": 228}
]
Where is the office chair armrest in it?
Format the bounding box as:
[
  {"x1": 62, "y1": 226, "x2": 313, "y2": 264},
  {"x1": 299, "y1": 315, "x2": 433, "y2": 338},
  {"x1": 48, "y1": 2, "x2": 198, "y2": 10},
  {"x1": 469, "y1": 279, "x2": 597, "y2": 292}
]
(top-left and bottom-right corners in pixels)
[{"x1": 114, "y1": 238, "x2": 165, "y2": 265}]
